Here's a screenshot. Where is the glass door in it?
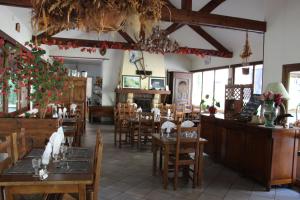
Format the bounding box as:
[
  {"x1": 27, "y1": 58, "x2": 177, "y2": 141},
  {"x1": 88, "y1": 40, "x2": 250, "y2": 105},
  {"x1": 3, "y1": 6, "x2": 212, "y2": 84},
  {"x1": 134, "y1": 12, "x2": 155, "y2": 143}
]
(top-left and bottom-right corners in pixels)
[{"x1": 282, "y1": 64, "x2": 300, "y2": 123}]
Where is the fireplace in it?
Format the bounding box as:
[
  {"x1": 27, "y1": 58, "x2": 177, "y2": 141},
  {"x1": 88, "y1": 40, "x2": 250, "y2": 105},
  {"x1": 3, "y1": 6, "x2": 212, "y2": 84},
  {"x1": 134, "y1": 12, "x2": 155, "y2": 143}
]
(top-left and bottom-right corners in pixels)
[
  {"x1": 115, "y1": 89, "x2": 171, "y2": 110},
  {"x1": 134, "y1": 94, "x2": 153, "y2": 112}
]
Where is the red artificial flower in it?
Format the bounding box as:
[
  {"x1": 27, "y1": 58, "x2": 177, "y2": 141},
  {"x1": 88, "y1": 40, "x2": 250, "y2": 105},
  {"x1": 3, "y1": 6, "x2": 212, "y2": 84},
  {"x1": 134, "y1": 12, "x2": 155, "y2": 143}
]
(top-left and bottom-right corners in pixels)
[{"x1": 0, "y1": 38, "x2": 5, "y2": 48}]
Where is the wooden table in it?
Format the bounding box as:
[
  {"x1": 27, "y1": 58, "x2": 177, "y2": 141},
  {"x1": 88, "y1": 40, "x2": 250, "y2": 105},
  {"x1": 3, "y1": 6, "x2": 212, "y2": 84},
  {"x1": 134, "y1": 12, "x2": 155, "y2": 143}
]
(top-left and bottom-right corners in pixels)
[
  {"x1": 0, "y1": 148, "x2": 94, "y2": 200},
  {"x1": 152, "y1": 134, "x2": 207, "y2": 189},
  {"x1": 89, "y1": 106, "x2": 114, "y2": 123}
]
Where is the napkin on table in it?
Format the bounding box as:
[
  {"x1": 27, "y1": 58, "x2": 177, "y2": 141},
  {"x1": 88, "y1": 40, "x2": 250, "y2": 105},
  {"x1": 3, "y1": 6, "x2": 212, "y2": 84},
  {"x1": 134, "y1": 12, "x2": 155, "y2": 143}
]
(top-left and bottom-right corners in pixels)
[
  {"x1": 161, "y1": 121, "x2": 176, "y2": 133},
  {"x1": 42, "y1": 142, "x2": 52, "y2": 165}
]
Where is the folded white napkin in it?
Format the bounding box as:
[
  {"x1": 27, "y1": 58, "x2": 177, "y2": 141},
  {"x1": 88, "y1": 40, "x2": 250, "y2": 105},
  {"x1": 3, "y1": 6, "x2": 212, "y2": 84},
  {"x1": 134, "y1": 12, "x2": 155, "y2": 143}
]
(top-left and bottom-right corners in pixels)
[
  {"x1": 57, "y1": 126, "x2": 65, "y2": 144},
  {"x1": 137, "y1": 107, "x2": 142, "y2": 113},
  {"x1": 63, "y1": 107, "x2": 67, "y2": 118},
  {"x1": 181, "y1": 120, "x2": 195, "y2": 128},
  {"x1": 42, "y1": 142, "x2": 52, "y2": 165},
  {"x1": 52, "y1": 128, "x2": 64, "y2": 156},
  {"x1": 49, "y1": 131, "x2": 58, "y2": 145},
  {"x1": 151, "y1": 108, "x2": 161, "y2": 116},
  {"x1": 70, "y1": 104, "x2": 77, "y2": 114},
  {"x1": 58, "y1": 108, "x2": 63, "y2": 119},
  {"x1": 161, "y1": 121, "x2": 176, "y2": 133}
]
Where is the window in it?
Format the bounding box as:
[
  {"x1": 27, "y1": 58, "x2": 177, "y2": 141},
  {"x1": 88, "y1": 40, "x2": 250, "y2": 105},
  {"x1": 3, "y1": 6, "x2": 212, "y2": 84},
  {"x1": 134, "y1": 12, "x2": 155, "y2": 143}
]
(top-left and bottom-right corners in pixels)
[
  {"x1": 214, "y1": 69, "x2": 229, "y2": 112},
  {"x1": 202, "y1": 70, "x2": 215, "y2": 107},
  {"x1": 192, "y1": 72, "x2": 202, "y2": 106},
  {"x1": 192, "y1": 62, "x2": 263, "y2": 114},
  {"x1": 287, "y1": 71, "x2": 300, "y2": 123},
  {"x1": 234, "y1": 65, "x2": 253, "y2": 85},
  {"x1": 192, "y1": 68, "x2": 229, "y2": 113},
  {"x1": 8, "y1": 79, "x2": 17, "y2": 113},
  {"x1": 234, "y1": 63, "x2": 264, "y2": 94}
]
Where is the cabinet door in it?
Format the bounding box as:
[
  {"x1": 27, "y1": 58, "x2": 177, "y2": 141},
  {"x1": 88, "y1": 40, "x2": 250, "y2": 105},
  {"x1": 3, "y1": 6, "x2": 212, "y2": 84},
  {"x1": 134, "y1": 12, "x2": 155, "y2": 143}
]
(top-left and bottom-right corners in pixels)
[
  {"x1": 244, "y1": 128, "x2": 272, "y2": 184},
  {"x1": 72, "y1": 78, "x2": 87, "y2": 102},
  {"x1": 224, "y1": 128, "x2": 245, "y2": 170}
]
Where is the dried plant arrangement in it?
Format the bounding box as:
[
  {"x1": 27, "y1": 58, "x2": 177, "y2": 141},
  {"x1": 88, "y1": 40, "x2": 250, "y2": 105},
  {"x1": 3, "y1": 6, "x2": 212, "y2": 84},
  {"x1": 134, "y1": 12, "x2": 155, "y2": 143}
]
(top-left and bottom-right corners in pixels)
[{"x1": 31, "y1": 0, "x2": 165, "y2": 37}]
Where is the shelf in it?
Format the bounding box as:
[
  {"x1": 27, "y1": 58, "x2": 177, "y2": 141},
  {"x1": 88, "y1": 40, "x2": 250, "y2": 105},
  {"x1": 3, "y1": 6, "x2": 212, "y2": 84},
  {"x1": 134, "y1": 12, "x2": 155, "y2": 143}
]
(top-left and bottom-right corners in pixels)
[{"x1": 115, "y1": 88, "x2": 171, "y2": 95}]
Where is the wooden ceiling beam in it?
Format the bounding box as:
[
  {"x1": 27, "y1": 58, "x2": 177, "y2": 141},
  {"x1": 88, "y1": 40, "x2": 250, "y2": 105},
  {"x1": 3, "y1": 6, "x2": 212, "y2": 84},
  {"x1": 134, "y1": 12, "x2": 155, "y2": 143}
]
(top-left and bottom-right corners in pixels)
[
  {"x1": 0, "y1": 0, "x2": 31, "y2": 7},
  {"x1": 0, "y1": 0, "x2": 266, "y2": 32},
  {"x1": 164, "y1": 23, "x2": 184, "y2": 36},
  {"x1": 38, "y1": 37, "x2": 232, "y2": 58},
  {"x1": 200, "y1": 0, "x2": 226, "y2": 14},
  {"x1": 189, "y1": 25, "x2": 230, "y2": 52},
  {"x1": 181, "y1": 0, "x2": 192, "y2": 10},
  {"x1": 161, "y1": 7, "x2": 266, "y2": 33},
  {"x1": 118, "y1": 30, "x2": 135, "y2": 43}
]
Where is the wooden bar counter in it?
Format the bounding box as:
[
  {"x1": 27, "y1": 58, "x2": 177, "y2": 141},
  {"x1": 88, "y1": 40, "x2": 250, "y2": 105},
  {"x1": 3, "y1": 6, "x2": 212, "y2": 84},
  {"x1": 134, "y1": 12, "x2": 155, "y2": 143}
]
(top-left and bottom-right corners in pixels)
[{"x1": 200, "y1": 114, "x2": 299, "y2": 190}]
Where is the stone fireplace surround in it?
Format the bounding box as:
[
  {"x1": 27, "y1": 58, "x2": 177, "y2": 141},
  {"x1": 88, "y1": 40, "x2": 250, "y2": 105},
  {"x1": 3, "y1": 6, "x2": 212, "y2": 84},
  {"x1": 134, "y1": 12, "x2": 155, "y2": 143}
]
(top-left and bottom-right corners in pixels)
[{"x1": 115, "y1": 89, "x2": 171, "y2": 110}]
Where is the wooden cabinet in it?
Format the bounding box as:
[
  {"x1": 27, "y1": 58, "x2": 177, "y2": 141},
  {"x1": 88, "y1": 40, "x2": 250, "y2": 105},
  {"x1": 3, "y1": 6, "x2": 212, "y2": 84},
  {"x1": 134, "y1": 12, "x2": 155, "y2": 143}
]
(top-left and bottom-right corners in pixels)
[{"x1": 200, "y1": 115, "x2": 299, "y2": 189}]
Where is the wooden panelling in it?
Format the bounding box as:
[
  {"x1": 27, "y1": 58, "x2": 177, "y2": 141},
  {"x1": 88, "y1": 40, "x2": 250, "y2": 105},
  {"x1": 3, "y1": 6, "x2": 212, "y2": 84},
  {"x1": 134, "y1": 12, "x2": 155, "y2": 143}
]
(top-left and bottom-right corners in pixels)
[
  {"x1": 200, "y1": 115, "x2": 298, "y2": 189},
  {"x1": 0, "y1": 118, "x2": 59, "y2": 148}
]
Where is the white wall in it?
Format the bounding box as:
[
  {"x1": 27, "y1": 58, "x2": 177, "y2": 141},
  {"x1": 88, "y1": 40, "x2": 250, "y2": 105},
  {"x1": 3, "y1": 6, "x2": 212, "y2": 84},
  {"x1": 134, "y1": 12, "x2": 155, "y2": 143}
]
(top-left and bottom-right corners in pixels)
[
  {"x1": 263, "y1": 0, "x2": 300, "y2": 89},
  {"x1": 190, "y1": 29, "x2": 264, "y2": 70},
  {"x1": 0, "y1": 6, "x2": 32, "y2": 45},
  {"x1": 164, "y1": 54, "x2": 191, "y2": 72}
]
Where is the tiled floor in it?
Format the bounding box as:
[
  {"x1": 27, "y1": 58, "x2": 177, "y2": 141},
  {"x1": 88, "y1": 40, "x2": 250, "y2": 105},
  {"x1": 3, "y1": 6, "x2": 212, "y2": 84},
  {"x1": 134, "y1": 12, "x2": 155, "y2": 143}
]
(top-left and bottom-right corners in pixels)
[{"x1": 83, "y1": 123, "x2": 300, "y2": 200}]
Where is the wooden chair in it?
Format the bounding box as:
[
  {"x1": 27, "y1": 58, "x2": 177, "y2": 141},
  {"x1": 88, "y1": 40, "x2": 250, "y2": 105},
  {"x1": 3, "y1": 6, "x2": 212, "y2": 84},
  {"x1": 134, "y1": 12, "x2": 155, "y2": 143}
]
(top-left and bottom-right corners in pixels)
[
  {"x1": 191, "y1": 105, "x2": 201, "y2": 120},
  {"x1": 11, "y1": 128, "x2": 28, "y2": 163},
  {"x1": 0, "y1": 134, "x2": 13, "y2": 173},
  {"x1": 61, "y1": 128, "x2": 103, "y2": 200},
  {"x1": 138, "y1": 112, "x2": 155, "y2": 149},
  {"x1": 169, "y1": 125, "x2": 200, "y2": 190}
]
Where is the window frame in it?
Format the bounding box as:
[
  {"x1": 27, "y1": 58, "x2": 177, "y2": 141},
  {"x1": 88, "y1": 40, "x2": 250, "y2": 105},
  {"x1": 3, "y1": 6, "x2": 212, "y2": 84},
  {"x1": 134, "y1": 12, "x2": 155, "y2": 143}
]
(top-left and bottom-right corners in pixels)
[
  {"x1": 0, "y1": 30, "x2": 30, "y2": 117},
  {"x1": 191, "y1": 61, "x2": 263, "y2": 113}
]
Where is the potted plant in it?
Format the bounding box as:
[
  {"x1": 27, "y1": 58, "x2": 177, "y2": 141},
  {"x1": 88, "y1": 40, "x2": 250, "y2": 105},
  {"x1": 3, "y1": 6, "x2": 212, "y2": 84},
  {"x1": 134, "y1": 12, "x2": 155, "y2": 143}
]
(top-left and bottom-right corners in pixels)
[
  {"x1": 208, "y1": 101, "x2": 220, "y2": 116},
  {"x1": 0, "y1": 39, "x2": 67, "y2": 118}
]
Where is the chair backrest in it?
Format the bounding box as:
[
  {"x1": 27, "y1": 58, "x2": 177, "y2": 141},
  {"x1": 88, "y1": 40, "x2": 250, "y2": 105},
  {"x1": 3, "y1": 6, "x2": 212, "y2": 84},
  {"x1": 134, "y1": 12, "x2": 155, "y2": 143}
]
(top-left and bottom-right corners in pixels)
[
  {"x1": 92, "y1": 129, "x2": 103, "y2": 200},
  {"x1": 138, "y1": 112, "x2": 155, "y2": 133},
  {"x1": 175, "y1": 125, "x2": 200, "y2": 157},
  {"x1": 174, "y1": 111, "x2": 184, "y2": 122},
  {"x1": 0, "y1": 129, "x2": 28, "y2": 164},
  {"x1": 0, "y1": 134, "x2": 13, "y2": 173}
]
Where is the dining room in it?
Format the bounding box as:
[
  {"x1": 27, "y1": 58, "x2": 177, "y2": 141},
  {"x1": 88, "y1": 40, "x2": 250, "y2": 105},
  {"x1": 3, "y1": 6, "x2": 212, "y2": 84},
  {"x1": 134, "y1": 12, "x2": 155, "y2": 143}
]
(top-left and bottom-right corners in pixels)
[{"x1": 0, "y1": 0, "x2": 300, "y2": 200}]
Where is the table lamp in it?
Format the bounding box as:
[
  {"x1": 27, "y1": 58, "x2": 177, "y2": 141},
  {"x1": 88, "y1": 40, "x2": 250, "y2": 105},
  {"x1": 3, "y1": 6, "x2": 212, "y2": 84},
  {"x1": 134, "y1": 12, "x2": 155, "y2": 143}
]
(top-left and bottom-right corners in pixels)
[
  {"x1": 264, "y1": 82, "x2": 290, "y2": 126},
  {"x1": 264, "y1": 82, "x2": 289, "y2": 100}
]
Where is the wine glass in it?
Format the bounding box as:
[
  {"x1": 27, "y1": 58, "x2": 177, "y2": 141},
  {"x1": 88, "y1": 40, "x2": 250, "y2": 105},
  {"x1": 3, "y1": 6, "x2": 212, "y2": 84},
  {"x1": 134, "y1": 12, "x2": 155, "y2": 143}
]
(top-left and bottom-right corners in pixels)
[
  {"x1": 32, "y1": 158, "x2": 41, "y2": 177},
  {"x1": 60, "y1": 145, "x2": 68, "y2": 160},
  {"x1": 67, "y1": 136, "x2": 74, "y2": 148},
  {"x1": 67, "y1": 136, "x2": 74, "y2": 154}
]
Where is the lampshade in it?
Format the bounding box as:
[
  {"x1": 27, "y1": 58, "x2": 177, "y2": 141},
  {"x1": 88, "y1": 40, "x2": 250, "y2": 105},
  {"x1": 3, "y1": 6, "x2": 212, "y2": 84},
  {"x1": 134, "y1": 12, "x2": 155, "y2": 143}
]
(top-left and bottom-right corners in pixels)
[{"x1": 264, "y1": 82, "x2": 289, "y2": 100}]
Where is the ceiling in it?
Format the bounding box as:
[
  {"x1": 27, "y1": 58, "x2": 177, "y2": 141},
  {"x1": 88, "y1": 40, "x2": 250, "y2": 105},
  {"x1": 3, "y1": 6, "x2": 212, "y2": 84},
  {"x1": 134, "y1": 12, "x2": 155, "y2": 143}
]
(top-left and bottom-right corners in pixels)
[{"x1": 4, "y1": 0, "x2": 266, "y2": 65}]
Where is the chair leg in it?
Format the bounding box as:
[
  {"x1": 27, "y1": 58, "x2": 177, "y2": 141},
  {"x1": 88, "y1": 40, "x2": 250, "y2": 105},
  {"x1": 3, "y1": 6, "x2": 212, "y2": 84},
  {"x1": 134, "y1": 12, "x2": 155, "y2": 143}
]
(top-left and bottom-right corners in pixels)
[
  {"x1": 119, "y1": 130, "x2": 122, "y2": 148},
  {"x1": 114, "y1": 128, "x2": 117, "y2": 146},
  {"x1": 174, "y1": 165, "x2": 178, "y2": 190}
]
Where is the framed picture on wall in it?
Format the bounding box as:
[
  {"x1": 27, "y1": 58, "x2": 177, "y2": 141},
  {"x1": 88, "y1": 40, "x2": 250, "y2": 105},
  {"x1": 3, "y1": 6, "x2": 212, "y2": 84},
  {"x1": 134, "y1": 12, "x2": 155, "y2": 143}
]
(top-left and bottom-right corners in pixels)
[
  {"x1": 122, "y1": 75, "x2": 141, "y2": 89},
  {"x1": 149, "y1": 77, "x2": 165, "y2": 90}
]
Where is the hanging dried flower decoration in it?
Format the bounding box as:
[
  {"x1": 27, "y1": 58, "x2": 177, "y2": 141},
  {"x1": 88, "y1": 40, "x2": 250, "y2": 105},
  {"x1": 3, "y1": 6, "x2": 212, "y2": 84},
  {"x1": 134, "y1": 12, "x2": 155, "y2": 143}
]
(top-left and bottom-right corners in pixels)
[
  {"x1": 31, "y1": 0, "x2": 165, "y2": 37},
  {"x1": 240, "y1": 31, "x2": 252, "y2": 65}
]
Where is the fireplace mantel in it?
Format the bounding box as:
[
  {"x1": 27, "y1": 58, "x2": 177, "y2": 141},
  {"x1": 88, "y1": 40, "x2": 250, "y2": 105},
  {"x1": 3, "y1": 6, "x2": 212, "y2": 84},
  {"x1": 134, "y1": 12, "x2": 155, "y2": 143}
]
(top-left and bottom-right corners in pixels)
[
  {"x1": 115, "y1": 88, "x2": 171, "y2": 106},
  {"x1": 115, "y1": 88, "x2": 171, "y2": 95}
]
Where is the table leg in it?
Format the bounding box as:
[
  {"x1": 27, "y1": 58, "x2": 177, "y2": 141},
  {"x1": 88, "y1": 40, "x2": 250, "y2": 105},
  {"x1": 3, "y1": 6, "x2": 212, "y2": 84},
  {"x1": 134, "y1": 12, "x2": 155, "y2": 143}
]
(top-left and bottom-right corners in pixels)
[
  {"x1": 5, "y1": 187, "x2": 14, "y2": 200},
  {"x1": 152, "y1": 141, "x2": 157, "y2": 176},
  {"x1": 159, "y1": 147, "x2": 162, "y2": 172},
  {"x1": 78, "y1": 184, "x2": 86, "y2": 200},
  {"x1": 197, "y1": 144, "x2": 204, "y2": 187},
  {"x1": 163, "y1": 144, "x2": 169, "y2": 190}
]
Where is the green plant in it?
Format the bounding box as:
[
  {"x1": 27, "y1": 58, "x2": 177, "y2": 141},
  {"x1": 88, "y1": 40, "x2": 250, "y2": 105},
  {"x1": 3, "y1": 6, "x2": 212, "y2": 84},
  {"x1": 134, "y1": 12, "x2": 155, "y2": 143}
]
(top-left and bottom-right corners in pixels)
[{"x1": 0, "y1": 38, "x2": 67, "y2": 118}]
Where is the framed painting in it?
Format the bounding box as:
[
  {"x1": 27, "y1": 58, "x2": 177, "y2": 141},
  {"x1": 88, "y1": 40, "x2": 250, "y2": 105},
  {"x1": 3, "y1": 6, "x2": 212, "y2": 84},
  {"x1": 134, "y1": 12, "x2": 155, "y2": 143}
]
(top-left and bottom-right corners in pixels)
[
  {"x1": 122, "y1": 75, "x2": 141, "y2": 89},
  {"x1": 149, "y1": 77, "x2": 165, "y2": 90}
]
